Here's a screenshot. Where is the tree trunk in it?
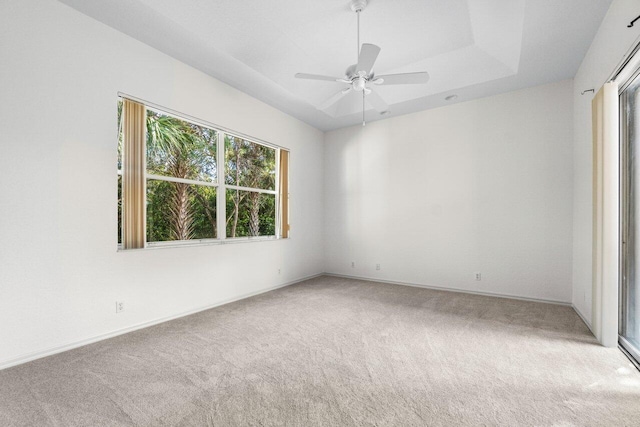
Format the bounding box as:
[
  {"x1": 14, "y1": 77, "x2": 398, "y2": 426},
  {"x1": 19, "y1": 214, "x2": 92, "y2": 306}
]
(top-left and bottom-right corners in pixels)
[
  {"x1": 231, "y1": 189, "x2": 239, "y2": 237},
  {"x1": 248, "y1": 191, "x2": 260, "y2": 236},
  {"x1": 229, "y1": 149, "x2": 241, "y2": 237},
  {"x1": 168, "y1": 153, "x2": 193, "y2": 240},
  {"x1": 170, "y1": 182, "x2": 193, "y2": 240}
]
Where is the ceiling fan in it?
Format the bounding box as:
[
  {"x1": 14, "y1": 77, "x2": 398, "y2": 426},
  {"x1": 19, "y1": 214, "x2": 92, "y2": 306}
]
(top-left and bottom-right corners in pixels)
[{"x1": 295, "y1": 0, "x2": 430, "y2": 126}]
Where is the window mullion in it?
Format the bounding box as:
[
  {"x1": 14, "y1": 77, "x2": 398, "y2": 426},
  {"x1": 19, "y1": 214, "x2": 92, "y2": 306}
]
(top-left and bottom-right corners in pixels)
[
  {"x1": 217, "y1": 131, "x2": 227, "y2": 240},
  {"x1": 224, "y1": 184, "x2": 277, "y2": 195},
  {"x1": 146, "y1": 174, "x2": 218, "y2": 187}
]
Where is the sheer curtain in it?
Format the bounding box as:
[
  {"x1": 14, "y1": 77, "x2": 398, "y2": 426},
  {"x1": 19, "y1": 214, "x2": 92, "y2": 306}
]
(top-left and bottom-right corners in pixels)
[{"x1": 592, "y1": 82, "x2": 619, "y2": 347}]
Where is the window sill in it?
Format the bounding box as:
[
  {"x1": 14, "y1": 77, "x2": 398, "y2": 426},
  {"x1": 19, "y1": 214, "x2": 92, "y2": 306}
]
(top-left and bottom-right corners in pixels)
[{"x1": 117, "y1": 236, "x2": 288, "y2": 251}]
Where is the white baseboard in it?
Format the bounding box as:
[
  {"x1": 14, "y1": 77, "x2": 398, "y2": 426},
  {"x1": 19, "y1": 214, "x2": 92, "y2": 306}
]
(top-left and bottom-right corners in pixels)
[
  {"x1": 324, "y1": 273, "x2": 572, "y2": 306},
  {"x1": 572, "y1": 304, "x2": 593, "y2": 332},
  {"x1": 0, "y1": 273, "x2": 323, "y2": 371}
]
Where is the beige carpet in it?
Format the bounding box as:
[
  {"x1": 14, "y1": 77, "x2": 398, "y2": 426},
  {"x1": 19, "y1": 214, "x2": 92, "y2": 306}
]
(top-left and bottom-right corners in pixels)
[{"x1": 1, "y1": 276, "x2": 639, "y2": 426}]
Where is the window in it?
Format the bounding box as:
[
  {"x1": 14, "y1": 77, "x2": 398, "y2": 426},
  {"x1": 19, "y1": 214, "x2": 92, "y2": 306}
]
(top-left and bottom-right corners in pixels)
[
  {"x1": 117, "y1": 97, "x2": 289, "y2": 249},
  {"x1": 225, "y1": 135, "x2": 276, "y2": 238}
]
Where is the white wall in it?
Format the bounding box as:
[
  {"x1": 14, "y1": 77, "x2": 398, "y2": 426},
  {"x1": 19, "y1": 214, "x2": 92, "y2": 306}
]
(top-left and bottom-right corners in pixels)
[
  {"x1": 0, "y1": 0, "x2": 324, "y2": 367},
  {"x1": 572, "y1": 0, "x2": 640, "y2": 325},
  {"x1": 324, "y1": 80, "x2": 574, "y2": 303}
]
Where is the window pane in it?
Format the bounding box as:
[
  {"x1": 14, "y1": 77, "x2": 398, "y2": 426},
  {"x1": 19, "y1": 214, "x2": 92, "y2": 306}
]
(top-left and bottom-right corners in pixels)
[
  {"x1": 117, "y1": 100, "x2": 123, "y2": 171},
  {"x1": 225, "y1": 135, "x2": 276, "y2": 190},
  {"x1": 117, "y1": 100, "x2": 123, "y2": 245},
  {"x1": 118, "y1": 174, "x2": 122, "y2": 244},
  {"x1": 225, "y1": 189, "x2": 275, "y2": 238},
  {"x1": 146, "y1": 109, "x2": 217, "y2": 183},
  {"x1": 147, "y1": 179, "x2": 217, "y2": 242}
]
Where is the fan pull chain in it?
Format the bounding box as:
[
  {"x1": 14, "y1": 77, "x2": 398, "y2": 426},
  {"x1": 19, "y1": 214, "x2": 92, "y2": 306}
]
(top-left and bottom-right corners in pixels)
[
  {"x1": 358, "y1": 9, "x2": 364, "y2": 126},
  {"x1": 362, "y1": 91, "x2": 365, "y2": 126}
]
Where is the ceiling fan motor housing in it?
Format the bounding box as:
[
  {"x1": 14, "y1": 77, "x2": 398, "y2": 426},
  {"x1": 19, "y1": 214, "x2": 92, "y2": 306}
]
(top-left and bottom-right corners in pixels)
[{"x1": 350, "y1": 0, "x2": 367, "y2": 13}]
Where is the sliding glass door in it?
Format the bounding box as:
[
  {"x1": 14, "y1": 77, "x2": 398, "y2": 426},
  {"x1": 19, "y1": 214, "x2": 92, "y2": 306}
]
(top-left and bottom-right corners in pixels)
[{"x1": 620, "y1": 69, "x2": 640, "y2": 366}]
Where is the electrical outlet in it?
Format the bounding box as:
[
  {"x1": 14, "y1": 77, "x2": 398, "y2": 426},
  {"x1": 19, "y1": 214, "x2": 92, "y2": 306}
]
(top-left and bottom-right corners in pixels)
[
  {"x1": 376, "y1": 263, "x2": 381, "y2": 271},
  {"x1": 278, "y1": 268, "x2": 281, "y2": 275},
  {"x1": 475, "y1": 272, "x2": 482, "y2": 281},
  {"x1": 351, "y1": 261, "x2": 355, "y2": 268},
  {"x1": 116, "y1": 301, "x2": 124, "y2": 313}
]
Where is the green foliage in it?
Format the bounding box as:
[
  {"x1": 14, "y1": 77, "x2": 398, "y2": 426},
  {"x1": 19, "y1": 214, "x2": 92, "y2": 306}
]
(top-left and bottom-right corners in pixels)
[
  {"x1": 146, "y1": 180, "x2": 173, "y2": 242},
  {"x1": 146, "y1": 111, "x2": 217, "y2": 182},
  {"x1": 225, "y1": 136, "x2": 275, "y2": 189},
  {"x1": 225, "y1": 191, "x2": 275, "y2": 238}
]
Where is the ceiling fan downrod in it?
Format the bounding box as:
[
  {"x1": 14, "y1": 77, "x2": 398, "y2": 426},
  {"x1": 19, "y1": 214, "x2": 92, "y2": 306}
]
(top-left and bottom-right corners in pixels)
[
  {"x1": 351, "y1": 0, "x2": 367, "y2": 62},
  {"x1": 351, "y1": 0, "x2": 368, "y2": 126}
]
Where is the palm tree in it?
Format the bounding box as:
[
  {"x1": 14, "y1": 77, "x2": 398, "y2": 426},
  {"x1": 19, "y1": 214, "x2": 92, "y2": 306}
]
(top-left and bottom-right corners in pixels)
[{"x1": 146, "y1": 112, "x2": 215, "y2": 241}]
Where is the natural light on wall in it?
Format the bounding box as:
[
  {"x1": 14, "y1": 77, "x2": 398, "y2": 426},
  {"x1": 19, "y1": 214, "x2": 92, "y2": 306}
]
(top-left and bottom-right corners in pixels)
[{"x1": 117, "y1": 97, "x2": 290, "y2": 249}]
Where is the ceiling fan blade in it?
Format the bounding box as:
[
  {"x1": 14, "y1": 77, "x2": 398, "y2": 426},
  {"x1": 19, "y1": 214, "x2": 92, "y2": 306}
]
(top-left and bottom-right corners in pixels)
[
  {"x1": 317, "y1": 88, "x2": 352, "y2": 110},
  {"x1": 365, "y1": 89, "x2": 389, "y2": 113},
  {"x1": 295, "y1": 73, "x2": 342, "y2": 82},
  {"x1": 357, "y1": 43, "x2": 381, "y2": 74},
  {"x1": 373, "y1": 72, "x2": 430, "y2": 85}
]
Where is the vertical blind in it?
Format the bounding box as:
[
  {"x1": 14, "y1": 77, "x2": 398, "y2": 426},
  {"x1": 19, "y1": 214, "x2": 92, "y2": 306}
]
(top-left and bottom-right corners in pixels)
[{"x1": 122, "y1": 99, "x2": 146, "y2": 249}]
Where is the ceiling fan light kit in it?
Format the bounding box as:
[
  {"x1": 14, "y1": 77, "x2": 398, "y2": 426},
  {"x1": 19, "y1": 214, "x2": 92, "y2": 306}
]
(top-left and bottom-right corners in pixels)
[{"x1": 295, "y1": 0, "x2": 430, "y2": 126}]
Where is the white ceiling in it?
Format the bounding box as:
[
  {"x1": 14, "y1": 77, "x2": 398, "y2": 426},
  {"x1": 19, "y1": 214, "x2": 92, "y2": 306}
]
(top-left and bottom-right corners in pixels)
[{"x1": 58, "y1": 0, "x2": 612, "y2": 131}]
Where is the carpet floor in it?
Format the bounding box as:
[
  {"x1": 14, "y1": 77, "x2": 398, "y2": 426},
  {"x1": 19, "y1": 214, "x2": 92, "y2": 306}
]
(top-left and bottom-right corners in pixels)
[{"x1": 1, "y1": 276, "x2": 639, "y2": 426}]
